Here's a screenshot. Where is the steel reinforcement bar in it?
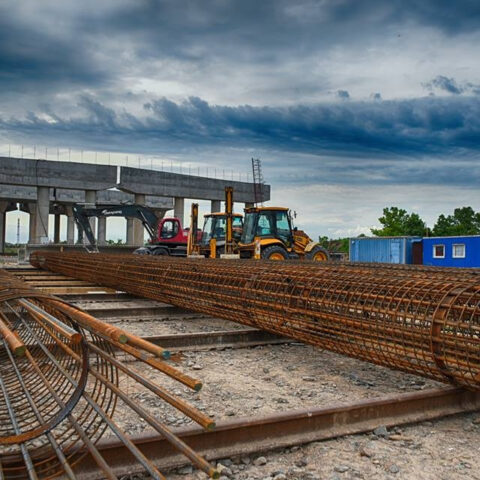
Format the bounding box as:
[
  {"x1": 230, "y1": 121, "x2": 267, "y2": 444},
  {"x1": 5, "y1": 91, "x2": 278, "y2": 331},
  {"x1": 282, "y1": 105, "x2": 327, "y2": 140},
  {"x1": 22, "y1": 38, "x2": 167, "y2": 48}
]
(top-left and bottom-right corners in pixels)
[
  {"x1": 0, "y1": 269, "x2": 218, "y2": 480},
  {"x1": 31, "y1": 252, "x2": 480, "y2": 390}
]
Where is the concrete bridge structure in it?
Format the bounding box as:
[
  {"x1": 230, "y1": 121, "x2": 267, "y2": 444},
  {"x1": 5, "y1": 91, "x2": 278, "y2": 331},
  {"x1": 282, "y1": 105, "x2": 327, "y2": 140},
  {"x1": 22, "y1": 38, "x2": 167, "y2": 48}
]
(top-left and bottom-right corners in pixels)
[{"x1": 0, "y1": 157, "x2": 270, "y2": 252}]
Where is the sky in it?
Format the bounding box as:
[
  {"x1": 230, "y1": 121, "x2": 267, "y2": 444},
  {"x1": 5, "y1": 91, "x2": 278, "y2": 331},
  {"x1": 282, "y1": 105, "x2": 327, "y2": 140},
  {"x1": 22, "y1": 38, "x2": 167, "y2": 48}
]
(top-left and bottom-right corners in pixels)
[{"x1": 1, "y1": 0, "x2": 479, "y2": 242}]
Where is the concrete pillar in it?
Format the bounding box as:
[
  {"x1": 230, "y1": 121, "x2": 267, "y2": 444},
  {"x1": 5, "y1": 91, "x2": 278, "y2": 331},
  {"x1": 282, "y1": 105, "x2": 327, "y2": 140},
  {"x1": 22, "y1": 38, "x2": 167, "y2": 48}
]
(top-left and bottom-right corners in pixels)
[
  {"x1": 67, "y1": 214, "x2": 75, "y2": 245},
  {"x1": 34, "y1": 187, "x2": 50, "y2": 244},
  {"x1": 28, "y1": 203, "x2": 37, "y2": 244},
  {"x1": 133, "y1": 193, "x2": 146, "y2": 246},
  {"x1": 126, "y1": 218, "x2": 134, "y2": 245},
  {"x1": 53, "y1": 214, "x2": 61, "y2": 244},
  {"x1": 174, "y1": 197, "x2": 185, "y2": 226},
  {"x1": 0, "y1": 201, "x2": 8, "y2": 253},
  {"x1": 211, "y1": 200, "x2": 221, "y2": 213},
  {"x1": 85, "y1": 190, "x2": 97, "y2": 236},
  {"x1": 98, "y1": 217, "x2": 107, "y2": 246}
]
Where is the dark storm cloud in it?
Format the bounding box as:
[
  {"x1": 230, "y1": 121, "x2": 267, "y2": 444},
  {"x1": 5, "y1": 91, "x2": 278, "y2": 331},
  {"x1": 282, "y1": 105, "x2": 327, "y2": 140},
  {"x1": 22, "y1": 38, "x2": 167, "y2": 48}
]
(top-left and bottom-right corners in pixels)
[
  {"x1": 423, "y1": 76, "x2": 480, "y2": 96},
  {"x1": 0, "y1": 3, "x2": 108, "y2": 93},
  {"x1": 425, "y1": 76, "x2": 464, "y2": 95},
  {"x1": 0, "y1": 0, "x2": 479, "y2": 95},
  {"x1": 1, "y1": 94, "x2": 479, "y2": 186}
]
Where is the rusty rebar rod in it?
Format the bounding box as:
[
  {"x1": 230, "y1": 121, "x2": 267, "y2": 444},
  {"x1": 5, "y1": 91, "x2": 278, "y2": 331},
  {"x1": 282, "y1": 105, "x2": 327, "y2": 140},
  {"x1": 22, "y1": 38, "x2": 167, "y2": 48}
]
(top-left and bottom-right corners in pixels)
[
  {"x1": 0, "y1": 269, "x2": 218, "y2": 480},
  {"x1": 31, "y1": 252, "x2": 480, "y2": 390}
]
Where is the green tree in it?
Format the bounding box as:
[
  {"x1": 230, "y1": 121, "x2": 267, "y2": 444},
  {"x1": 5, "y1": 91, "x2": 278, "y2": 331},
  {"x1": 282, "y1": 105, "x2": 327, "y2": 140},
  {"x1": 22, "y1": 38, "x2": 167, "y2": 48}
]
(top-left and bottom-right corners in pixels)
[
  {"x1": 432, "y1": 207, "x2": 480, "y2": 236},
  {"x1": 318, "y1": 236, "x2": 329, "y2": 249},
  {"x1": 371, "y1": 207, "x2": 426, "y2": 236},
  {"x1": 317, "y1": 236, "x2": 350, "y2": 253}
]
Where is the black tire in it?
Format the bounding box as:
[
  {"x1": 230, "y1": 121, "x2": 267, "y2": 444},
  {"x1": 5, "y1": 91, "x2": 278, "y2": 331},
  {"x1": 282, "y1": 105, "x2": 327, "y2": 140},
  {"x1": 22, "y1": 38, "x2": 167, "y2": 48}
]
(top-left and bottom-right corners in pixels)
[
  {"x1": 261, "y1": 245, "x2": 288, "y2": 260},
  {"x1": 152, "y1": 247, "x2": 169, "y2": 256},
  {"x1": 133, "y1": 247, "x2": 151, "y2": 255},
  {"x1": 306, "y1": 245, "x2": 330, "y2": 262}
]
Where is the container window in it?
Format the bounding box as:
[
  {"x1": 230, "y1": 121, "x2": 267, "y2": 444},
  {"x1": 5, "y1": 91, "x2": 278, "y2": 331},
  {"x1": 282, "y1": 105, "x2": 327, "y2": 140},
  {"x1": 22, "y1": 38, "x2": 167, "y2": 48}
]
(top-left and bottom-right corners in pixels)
[
  {"x1": 452, "y1": 244, "x2": 466, "y2": 258},
  {"x1": 433, "y1": 244, "x2": 445, "y2": 258}
]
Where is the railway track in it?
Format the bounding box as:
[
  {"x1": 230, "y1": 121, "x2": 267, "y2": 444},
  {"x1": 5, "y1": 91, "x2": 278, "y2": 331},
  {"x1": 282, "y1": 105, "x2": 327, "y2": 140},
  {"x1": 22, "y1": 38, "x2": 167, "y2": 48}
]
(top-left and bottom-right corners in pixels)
[{"x1": 75, "y1": 386, "x2": 480, "y2": 479}]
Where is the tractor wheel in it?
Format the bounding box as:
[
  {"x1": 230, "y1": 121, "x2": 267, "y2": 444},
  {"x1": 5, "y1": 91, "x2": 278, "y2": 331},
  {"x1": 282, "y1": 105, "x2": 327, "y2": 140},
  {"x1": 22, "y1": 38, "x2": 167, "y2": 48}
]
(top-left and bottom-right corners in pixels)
[
  {"x1": 261, "y1": 245, "x2": 288, "y2": 260},
  {"x1": 152, "y1": 247, "x2": 169, "y2": 256},
  {"x1": 306, "y1": 245, "x2": 330, "y2": 262}
]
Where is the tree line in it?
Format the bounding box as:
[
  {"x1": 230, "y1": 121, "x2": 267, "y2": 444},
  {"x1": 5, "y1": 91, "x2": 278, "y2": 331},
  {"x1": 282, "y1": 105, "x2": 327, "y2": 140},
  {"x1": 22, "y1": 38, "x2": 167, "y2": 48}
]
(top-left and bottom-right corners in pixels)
[
  {"x1": 371, "y1": 206, "x2": 480, "y2": 237},
  {"x1": 318, "y1": 206, "x2": 480, "y2": 253}
]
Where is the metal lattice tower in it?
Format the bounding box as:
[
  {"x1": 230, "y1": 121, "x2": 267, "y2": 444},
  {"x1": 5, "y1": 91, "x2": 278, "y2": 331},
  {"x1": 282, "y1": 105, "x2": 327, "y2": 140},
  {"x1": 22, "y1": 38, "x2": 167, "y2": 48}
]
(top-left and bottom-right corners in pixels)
[{"x1": 251, "y1": 158, "x2": 265, "y2": 206}]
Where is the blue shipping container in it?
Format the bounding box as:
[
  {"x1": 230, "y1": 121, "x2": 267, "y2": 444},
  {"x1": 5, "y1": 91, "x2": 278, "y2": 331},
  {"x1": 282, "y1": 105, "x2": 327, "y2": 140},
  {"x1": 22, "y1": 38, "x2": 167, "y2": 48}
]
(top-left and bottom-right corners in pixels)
[
  {"x1": 349, "y1": 236, "x2": 421, "y2": 264},
  {"x1": 422, "y1": 236, "x2": 480, "y2": 267}
]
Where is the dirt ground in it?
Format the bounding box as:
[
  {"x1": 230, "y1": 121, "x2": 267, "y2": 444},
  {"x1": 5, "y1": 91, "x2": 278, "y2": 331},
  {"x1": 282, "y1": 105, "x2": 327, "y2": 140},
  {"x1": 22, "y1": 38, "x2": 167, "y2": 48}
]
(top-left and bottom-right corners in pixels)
[
  {"x1": 164, "y1": 411, "x2": 480, "y2": 480},
  {"x1": 88, "y1": 311, "x2": 480, "y2": 480}
]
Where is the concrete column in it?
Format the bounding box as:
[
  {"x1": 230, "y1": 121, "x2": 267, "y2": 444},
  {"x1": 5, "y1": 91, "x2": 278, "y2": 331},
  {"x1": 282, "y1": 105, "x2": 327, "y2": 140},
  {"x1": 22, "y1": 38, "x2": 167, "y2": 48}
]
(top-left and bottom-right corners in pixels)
[
  {"x1": 133, "y1": 193, "x2": 146, "y2": 246},
  {"x1": 28, "y1": 203, "x2": 37, "y2": 244},
  {"x1": 0, "y1": 201, "x2": 8, "y2": 253},
  {"x1": 53, "y1": 214, "x2": 61, "y2": 244},
  {"x1": 211, "y1": 200, "x2": 221, "y2": 213},
  {"x1": 85, "y1": 190, "x2": 97, "y2": 236},
  {"x1": 34, "y1": 187, "x2": 50, "y2": 244},
  {"x1": 126, "y1": 218, "x2": 134, "y2": 245},
  {"x1": 174, "y1": 197, "x2": 185, "y2": 226},
  {"x1": 67, "y1": 214, "x2": 75, "y2": 245},
  {"x1": 98, "y1": 217, "x2": 107, "y2": 246}
]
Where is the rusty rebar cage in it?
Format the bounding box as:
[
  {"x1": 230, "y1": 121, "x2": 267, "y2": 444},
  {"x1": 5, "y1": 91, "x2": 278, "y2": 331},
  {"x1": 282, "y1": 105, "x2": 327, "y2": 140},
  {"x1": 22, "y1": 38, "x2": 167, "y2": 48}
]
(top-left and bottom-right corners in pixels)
[
  {"x1": 31, "y1": 252, "x2": 480, "y2": 390},
  {"x1": 0, "y1": 269, "x2": 218, "y2": 480}
]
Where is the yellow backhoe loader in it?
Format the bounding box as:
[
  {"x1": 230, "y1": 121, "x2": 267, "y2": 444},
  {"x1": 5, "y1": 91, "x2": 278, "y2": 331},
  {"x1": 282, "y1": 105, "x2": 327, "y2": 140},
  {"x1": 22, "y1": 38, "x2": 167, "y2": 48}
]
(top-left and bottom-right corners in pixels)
[
  {"x1": 237, "y1": 206, "x2": 330, "y2": 261},
  {"x1": 188, "y1": 187, "x2": 329, "y2": 261}
]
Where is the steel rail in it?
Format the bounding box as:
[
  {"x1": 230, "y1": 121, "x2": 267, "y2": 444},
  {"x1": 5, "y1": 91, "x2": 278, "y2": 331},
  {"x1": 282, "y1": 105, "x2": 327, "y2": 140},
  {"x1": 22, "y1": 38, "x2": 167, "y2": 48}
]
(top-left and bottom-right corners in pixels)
[
  {"x1": 75, "y1": 386, "x2": 480, "y2": 479},
  {"x1": 138, "y1": 329, "x2": 289, "y2": 350},
  {"x1": 0, "y1": 269, "x2": 218, "y2": 480},
  {"x1": 31, "y1": 252, "x2": 480, "y2": 390}
]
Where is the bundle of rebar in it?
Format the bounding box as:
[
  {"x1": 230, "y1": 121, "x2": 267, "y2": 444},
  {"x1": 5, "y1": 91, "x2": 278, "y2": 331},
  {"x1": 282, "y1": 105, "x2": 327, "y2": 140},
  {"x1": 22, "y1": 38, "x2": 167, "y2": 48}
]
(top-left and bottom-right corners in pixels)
[
  {"x1": 31, "y1": 252, "x2": 480, "y2": 391},
  {"x1": 0, "y1": 269, "x2": 218, "y2": 480}
]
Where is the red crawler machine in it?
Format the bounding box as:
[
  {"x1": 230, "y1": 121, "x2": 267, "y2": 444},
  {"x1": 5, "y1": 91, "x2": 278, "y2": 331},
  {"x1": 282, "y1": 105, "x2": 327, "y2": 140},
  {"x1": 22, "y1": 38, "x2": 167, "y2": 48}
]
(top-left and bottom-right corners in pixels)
[{"x1": 72, "y1": 204, "x2": 201, "y2": 255}]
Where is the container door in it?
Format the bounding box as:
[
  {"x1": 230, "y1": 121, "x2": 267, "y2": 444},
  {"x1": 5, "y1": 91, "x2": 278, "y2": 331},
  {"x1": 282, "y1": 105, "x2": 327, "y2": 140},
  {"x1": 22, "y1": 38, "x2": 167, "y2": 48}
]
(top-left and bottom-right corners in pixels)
[
  {"x1": 412, "y1": 241, "x2": 423, "y2": 264},
  {"x1": 390, "y1": 239, "x2": 401, "y2": 263}
]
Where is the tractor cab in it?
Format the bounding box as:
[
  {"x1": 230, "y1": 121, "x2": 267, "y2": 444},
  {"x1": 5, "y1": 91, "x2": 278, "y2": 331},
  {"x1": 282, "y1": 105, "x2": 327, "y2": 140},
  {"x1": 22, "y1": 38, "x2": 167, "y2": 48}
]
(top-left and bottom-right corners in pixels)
[
  {"x1": 239, "y1": 207, "x2": 329, "y2": 261},
  {"x1": 240, "y1": 207, "x2": 292, "y2": 246},
  {"x1": 198, "y1": 212, "x2": 243, "y2": 256}
]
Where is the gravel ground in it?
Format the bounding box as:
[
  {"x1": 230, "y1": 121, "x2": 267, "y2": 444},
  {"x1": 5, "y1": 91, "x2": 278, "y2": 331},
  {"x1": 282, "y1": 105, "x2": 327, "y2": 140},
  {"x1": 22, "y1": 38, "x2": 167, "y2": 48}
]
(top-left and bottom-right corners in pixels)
[
  {"x1": 74, "y1": 305, "x2": 480, "y2": 480},
  {"x1": 107, "y1": 314, "x2": 248, "y2": 334},
  {"x1": 6, "y1": 268, "x2": 480, "y2": 478},
  {"x1": 163, "y1": 411, "x2": 480, "y2": 480},
  {"x1": 110, "y1": 339, "x2": 480, "y2": 480}
]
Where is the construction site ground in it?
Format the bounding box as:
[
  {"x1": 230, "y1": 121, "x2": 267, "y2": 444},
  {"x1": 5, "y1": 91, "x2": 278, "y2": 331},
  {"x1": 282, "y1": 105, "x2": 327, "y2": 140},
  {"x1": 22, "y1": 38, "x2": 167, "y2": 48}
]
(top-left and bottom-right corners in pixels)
[
  {"x1": 80, "y1": 306, "x2": 480, "y2": 480},
  {"x1": 6, "y1": 265, "x2": 480, "y2": 480}
]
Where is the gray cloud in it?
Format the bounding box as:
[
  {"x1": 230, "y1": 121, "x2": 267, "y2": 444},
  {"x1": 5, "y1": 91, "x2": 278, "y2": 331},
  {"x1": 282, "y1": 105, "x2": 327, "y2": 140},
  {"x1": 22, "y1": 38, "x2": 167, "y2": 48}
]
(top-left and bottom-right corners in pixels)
[
  {"x1": 1, "y1": 94, "x2": 479, "y2": 187},
  {"x1": 425, "y1": 76, "x2": 464, "y2": 94},
  {"x1": 1, "y1": 0, "x2": 479, "y2": 100},
  {"x1": 337, "y1": 90, "x2": 350, "y2": 100},
  {"x1": 1, "y1": 0, "x2": 480, "y2": 211}
]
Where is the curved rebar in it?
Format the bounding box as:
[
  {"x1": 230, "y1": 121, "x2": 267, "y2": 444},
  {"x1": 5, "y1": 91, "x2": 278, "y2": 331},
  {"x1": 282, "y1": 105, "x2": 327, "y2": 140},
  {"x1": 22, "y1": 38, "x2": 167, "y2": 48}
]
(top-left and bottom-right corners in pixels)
[{"x1": 0, "y1": 269, "x2": 218, "y2": 480}]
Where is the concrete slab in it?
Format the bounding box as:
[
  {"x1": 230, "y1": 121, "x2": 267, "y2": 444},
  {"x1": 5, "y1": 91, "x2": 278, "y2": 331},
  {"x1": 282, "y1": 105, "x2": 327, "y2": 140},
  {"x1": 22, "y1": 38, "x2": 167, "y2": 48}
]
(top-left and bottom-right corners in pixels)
[
  {"x1": 119, "y1": 167, "x2": 270, "y2": 203},
  {"x1": 0, "y1": 157, "x2": 117, "y2": 190}
]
